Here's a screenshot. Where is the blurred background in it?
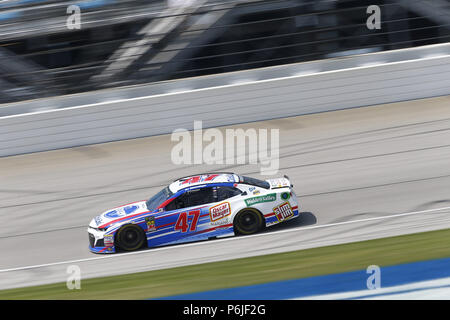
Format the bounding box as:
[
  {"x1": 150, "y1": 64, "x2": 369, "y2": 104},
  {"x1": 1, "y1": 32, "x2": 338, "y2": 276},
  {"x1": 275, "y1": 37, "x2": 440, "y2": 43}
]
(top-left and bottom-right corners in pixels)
[
  {"x1": 1, "y1": 0, "x2": 450, "y2": 300},
  {"x1": 0, "y1": 0, "x2": 449, "y2": 104}
]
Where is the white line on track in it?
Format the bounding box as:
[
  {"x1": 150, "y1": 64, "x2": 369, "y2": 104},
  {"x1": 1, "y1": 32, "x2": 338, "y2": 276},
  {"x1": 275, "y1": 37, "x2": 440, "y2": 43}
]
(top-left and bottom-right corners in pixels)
[{"x1": 1, "y1": 205, "x2": 450, "y2": 273}]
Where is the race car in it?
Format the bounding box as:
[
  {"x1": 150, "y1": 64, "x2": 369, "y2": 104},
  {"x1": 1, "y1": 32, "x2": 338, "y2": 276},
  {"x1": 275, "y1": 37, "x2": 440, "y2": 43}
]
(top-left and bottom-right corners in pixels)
[{"x1": 88, "y1": 173, "x2": 299, "y2": 253}]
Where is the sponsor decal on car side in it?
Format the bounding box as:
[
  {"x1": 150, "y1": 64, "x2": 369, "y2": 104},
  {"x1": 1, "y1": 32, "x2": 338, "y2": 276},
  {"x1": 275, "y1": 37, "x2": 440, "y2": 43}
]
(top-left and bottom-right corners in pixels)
[
  {"x1": 273, "y1": 202, "x2": 294, "y2": 222},
  {"x1": 209, "y1": 202, "x2": 231, "y2": 225},
  {"x1": 104, "y1": 234, "x2": 114, "y2": 245},
  {"x1": 145, "y1": 216, "x2": 156, "y2": 232},
  {"x1": 245, "y1": 193, "x2": 276, "y2": 206},
  {"x1": 212, "y1": 218, "x2": 231, "y2": 226},
  {"x1": 281, "y1": 192, "x2": 291, "y2": 200}
]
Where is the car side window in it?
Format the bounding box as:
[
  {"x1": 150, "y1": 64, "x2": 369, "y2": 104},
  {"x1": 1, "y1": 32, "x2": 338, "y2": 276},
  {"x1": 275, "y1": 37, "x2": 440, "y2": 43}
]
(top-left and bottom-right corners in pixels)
[
  {"x1": 165, "y1": 187, "x2": 215, "y2": 211},
  {"x1": 214, "y1": 186, "x2": 242, "y2": 202},
  {"x1": 165, "y1": 194, "x2": 187, "y2": 211},
  {"x1": 187, "y1": 187, "x2": 215, "y2": 207}
]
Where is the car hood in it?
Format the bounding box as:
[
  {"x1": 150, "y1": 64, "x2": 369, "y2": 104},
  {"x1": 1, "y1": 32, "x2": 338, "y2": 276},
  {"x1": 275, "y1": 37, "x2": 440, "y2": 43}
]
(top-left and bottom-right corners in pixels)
[{"x1": 90, "y1": 201, "x2": 149, "y2": 228}]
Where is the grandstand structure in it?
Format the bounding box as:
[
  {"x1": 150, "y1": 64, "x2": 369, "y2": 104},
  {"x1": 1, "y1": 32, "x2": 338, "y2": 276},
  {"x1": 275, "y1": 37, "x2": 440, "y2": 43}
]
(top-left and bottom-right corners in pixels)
[{"x1": 0, "y1": 0, "x2": 449, "y2": 103}]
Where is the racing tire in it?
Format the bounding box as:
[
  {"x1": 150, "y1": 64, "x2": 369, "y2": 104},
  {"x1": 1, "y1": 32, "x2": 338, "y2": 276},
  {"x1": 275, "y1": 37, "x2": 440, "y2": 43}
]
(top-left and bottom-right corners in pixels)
[
  {"x1": 116, "y1": 224, "x2": 146, "y2": 251},
  {"x1": 234, "y1": 209, "x2": 264, "y2": 235}
]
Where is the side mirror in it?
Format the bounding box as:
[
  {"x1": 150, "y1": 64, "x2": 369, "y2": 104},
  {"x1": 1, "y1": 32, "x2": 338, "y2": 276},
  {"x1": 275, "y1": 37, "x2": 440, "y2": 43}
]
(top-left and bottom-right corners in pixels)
[{"x1": 241, "y1": 191, "x2": 248, "y2": 196}]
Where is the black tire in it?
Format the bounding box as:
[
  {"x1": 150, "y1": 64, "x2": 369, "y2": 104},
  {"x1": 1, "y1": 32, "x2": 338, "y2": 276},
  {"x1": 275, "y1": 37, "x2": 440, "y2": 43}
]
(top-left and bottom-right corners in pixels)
[
  {"x1": 234, "y1": 209, "x2": 264, "y2": 235},
  {"x1": 116, "y1": 224, "x2": 146, "y2": 251}
]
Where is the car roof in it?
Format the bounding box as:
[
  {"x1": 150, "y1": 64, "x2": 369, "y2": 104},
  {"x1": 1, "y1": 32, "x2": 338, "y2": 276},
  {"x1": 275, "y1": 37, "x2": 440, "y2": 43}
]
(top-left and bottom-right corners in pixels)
[{"x1": 169, "y1": 173, "x2": 239, "y2": 193}]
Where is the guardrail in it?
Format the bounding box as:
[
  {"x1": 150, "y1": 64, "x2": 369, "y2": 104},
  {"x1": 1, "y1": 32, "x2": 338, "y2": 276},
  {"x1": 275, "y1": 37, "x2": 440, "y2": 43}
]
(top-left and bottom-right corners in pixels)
[{"x1": 0, "y1": 43, "x2": 449, "y2": 157}]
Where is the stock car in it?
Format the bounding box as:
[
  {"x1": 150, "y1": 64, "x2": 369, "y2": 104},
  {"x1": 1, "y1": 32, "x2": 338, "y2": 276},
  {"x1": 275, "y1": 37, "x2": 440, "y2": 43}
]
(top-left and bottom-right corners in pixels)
[{"x1": 88, "y1": 173, "x2": 299, "y2": 253}]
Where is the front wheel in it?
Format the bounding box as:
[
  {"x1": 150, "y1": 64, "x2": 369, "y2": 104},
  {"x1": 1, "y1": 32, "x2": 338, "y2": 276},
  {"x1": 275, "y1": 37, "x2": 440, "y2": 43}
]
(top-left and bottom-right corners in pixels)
[
  {"x1": 116, "y1": 224, "x2": 146, "y2": 251},
  {"x1": 234, "y1": 209, "x2": 264, "y2": 235}
]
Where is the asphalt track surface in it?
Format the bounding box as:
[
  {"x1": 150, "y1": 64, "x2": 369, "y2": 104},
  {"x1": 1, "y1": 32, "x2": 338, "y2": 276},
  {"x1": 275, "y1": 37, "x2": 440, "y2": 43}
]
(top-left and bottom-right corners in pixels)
[{"x1": 1, "y1": 96, "x2": 450, "y2": 290}]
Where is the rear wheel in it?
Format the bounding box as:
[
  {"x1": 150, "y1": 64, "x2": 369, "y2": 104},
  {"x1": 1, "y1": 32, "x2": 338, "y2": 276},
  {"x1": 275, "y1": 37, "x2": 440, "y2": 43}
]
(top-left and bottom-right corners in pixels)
[
  {"x1": 116, "y1": 224, "x2": 146, "y2": 251},
  {"x1": 234, "y1": 209, "x2": 264, "y2": 235}
]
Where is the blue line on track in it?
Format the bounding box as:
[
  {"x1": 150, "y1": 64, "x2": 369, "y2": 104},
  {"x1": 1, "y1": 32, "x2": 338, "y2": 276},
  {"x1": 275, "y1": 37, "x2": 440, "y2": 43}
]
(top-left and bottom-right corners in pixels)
[{"x1": 155, "y1": 257, "x2": 450, "y2": 300}]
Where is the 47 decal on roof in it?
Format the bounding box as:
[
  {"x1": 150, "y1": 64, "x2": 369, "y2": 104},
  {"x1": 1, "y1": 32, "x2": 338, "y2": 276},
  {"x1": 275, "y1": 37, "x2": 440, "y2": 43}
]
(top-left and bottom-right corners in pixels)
[{"x1": 180, "y1": 174, "x2": 219, "y2": 185}]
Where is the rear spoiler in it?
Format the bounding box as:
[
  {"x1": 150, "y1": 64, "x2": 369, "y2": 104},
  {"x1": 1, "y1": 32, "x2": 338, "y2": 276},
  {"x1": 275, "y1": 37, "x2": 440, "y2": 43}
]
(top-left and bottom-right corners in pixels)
[{"x1": 284, "y1": 175, "x2": 294, "y2": 188}]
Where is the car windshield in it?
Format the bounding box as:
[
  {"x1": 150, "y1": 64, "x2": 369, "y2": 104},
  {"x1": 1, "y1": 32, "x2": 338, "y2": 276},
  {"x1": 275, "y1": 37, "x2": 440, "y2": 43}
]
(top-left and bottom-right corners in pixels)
[
  {"x1": 146, "y1": 187, "x2": 173, "y2": 212},
  {"x1": 239, "y1": 176, "x2": 270, "y2": 189}
]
